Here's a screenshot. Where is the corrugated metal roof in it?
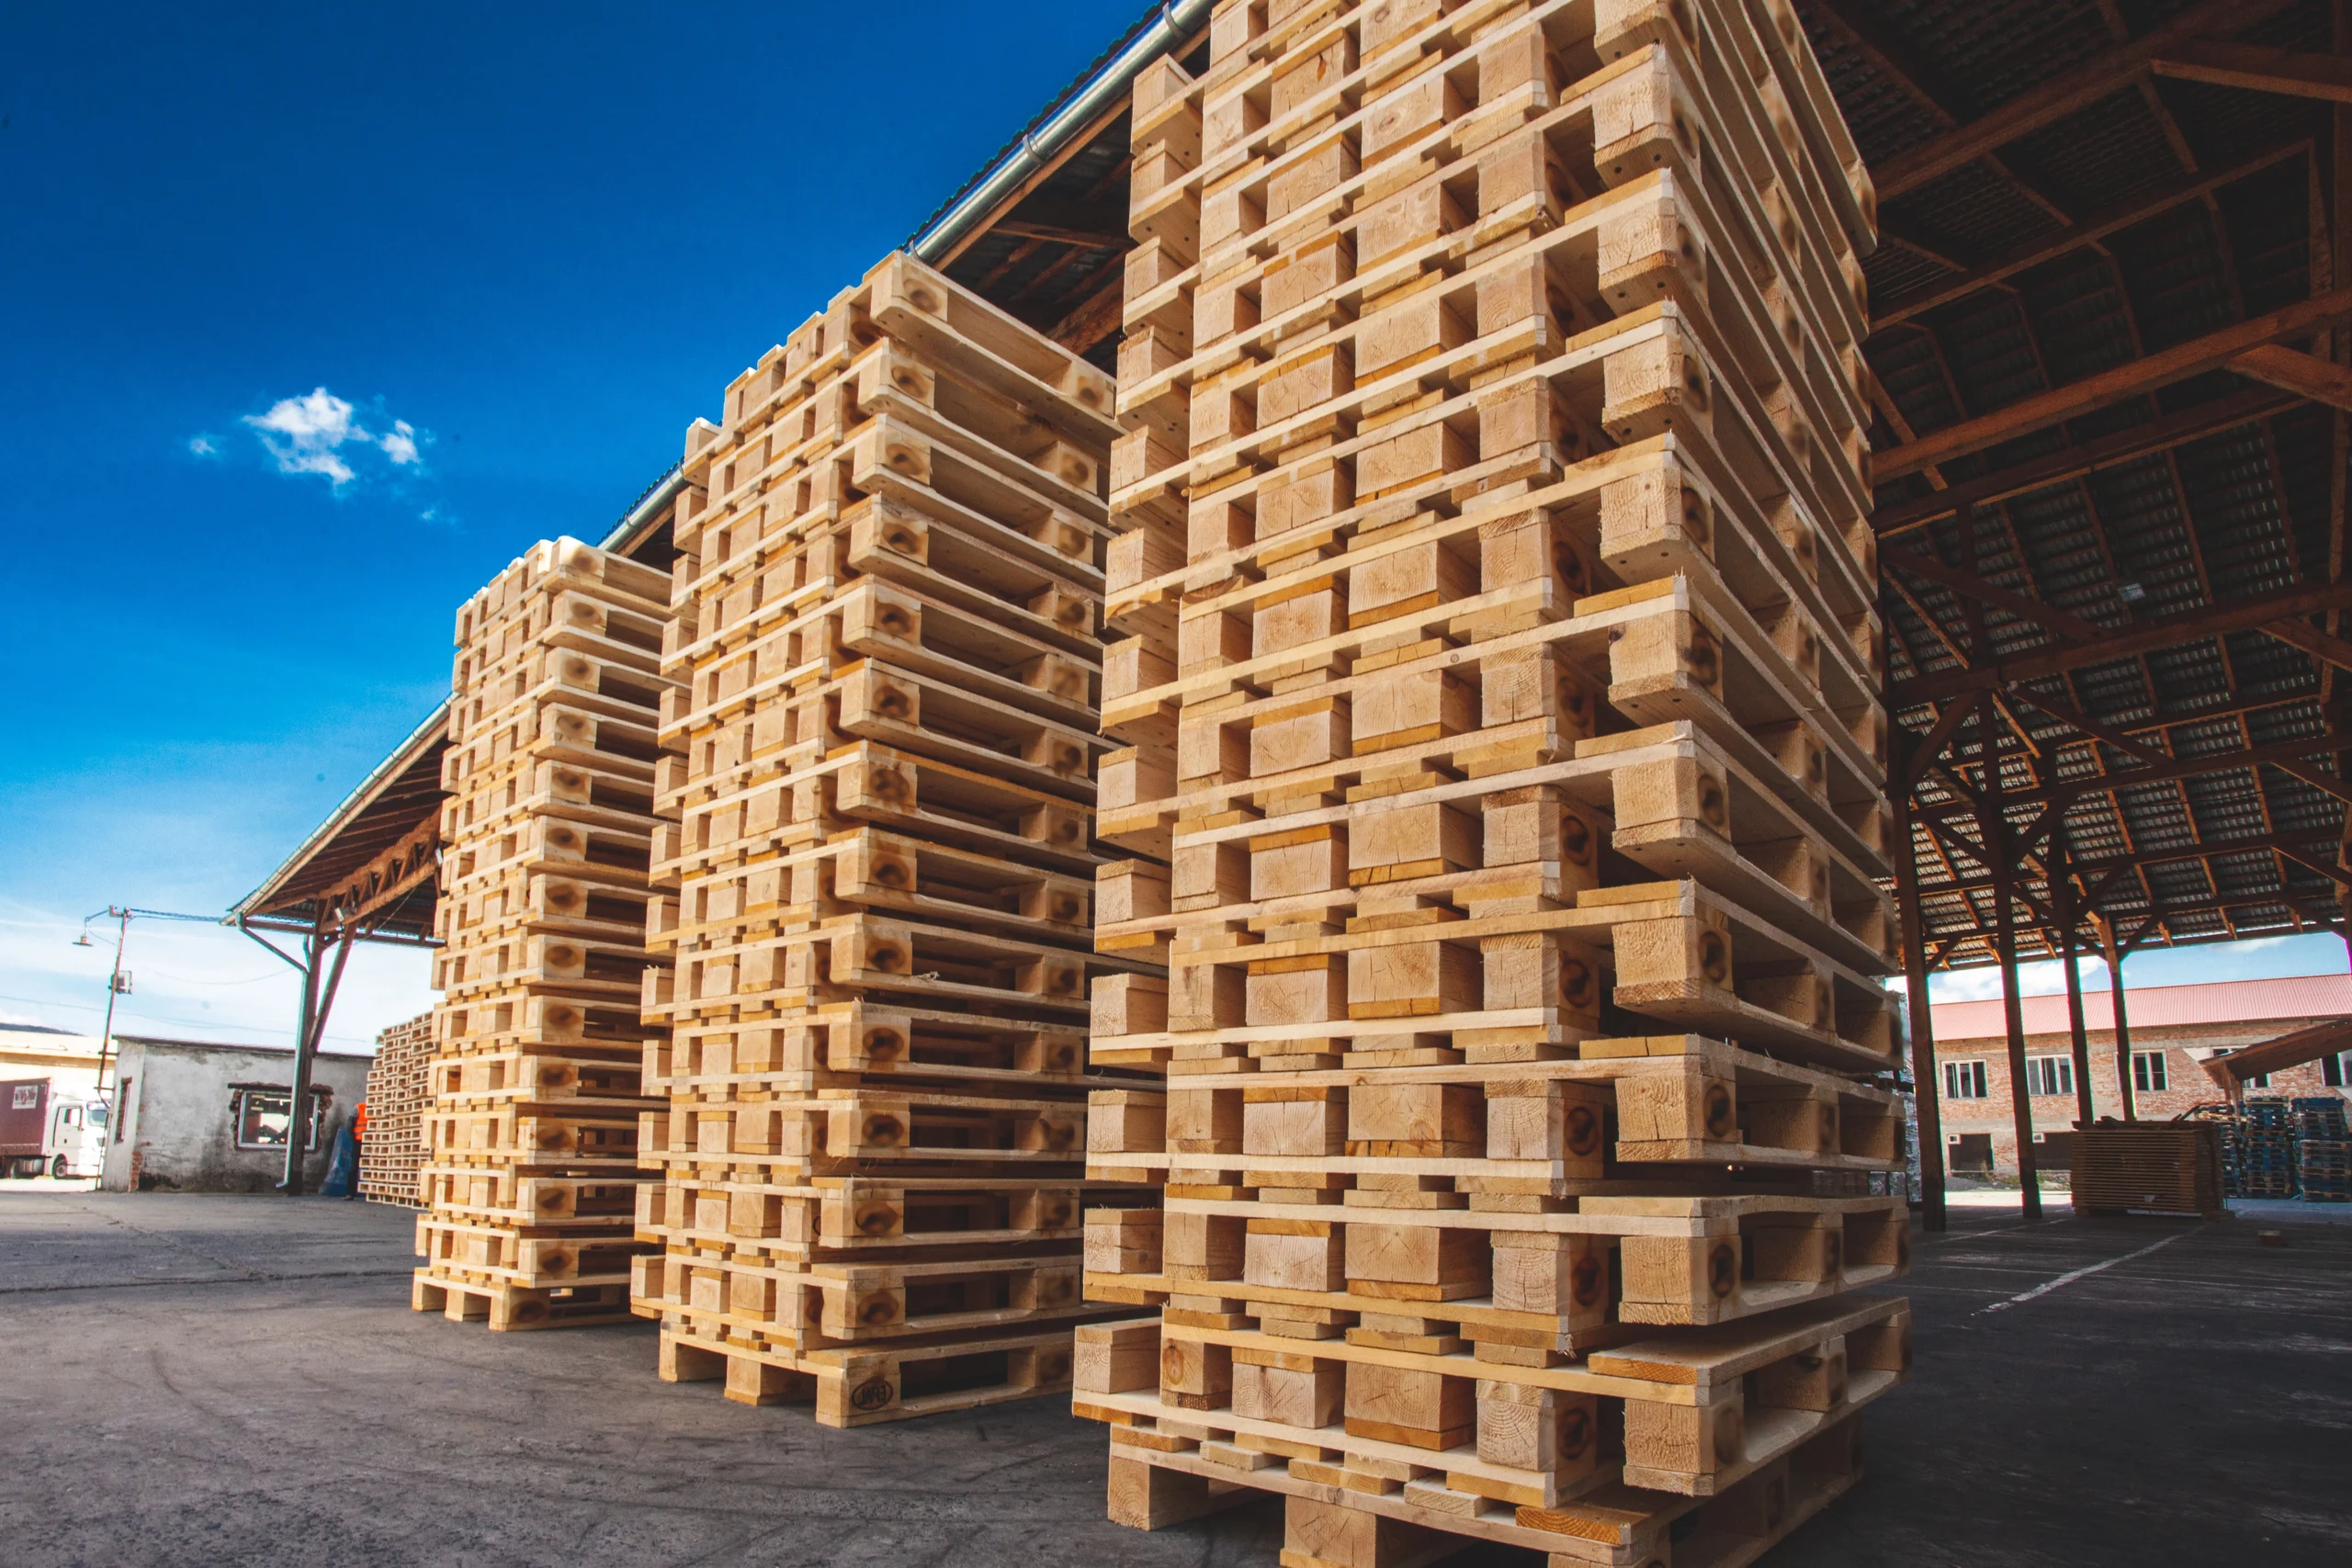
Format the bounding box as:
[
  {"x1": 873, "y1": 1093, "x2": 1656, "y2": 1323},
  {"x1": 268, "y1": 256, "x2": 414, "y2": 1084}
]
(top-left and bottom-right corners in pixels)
[{"x1": 1815, "y1": 0, "x2": 2350, "y2": 965}]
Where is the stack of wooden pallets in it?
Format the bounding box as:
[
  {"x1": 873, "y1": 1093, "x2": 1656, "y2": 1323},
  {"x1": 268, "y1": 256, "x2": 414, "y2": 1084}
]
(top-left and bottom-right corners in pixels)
[
  {"x1": 358, "y1": 1010, "x2": 433, "y2": 1207},
  {"x1": 1076, "y1": 1, "x2": 1911, "y2": 1561},
  {"x1": 412, "y1": 537, "x2": 679, "y2": 1331},
  {"x1": 629, "y1": 251, "x2": 1165, "y2": 1426}
]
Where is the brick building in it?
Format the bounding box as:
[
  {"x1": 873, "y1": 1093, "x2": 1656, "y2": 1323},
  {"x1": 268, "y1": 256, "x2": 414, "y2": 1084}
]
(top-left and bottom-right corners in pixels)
[{"x1": 1929, "y1": 975, "x2": 2352, "y2": 1175}]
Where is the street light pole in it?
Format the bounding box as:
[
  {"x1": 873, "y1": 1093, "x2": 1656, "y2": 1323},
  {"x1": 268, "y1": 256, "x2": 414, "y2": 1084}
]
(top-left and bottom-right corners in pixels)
[
  {"x1": 75, "y1": 905, "x2": 244, "y2": 1115},
  {"x1": 84, "y1": 908, "x2": 132, "y2": 1105}
]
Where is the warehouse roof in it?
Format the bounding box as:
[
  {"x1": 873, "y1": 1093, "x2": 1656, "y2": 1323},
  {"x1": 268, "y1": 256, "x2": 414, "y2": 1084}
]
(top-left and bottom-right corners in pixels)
[{"x1": 1827, "y1": 0, "x2": 2352, "y2": 965}]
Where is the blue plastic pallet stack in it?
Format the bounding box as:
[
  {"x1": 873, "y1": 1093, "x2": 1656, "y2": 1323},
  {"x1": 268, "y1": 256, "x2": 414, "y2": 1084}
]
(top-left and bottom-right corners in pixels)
[
  {"x1": 2228, "y1": 1099, "x2": 2299, "y2": 1200},
  {"x1": 2292, "y1": 1098, "x2": 2350, "y2": 1202}
]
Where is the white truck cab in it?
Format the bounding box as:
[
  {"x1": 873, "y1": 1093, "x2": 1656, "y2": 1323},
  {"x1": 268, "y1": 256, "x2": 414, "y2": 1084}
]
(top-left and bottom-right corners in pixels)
[{"x1": 1, "y1": 1079, "x2": 107, "y2": 1179}]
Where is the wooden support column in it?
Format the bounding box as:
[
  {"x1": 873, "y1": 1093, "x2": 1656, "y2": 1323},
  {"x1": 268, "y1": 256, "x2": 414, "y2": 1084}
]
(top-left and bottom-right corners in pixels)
[
  {"x1": 1980, "y1": 692, "x2": 2041, "y2": 1218},
  {"x1": 2101, "y1": 917, "x2": 2138, "y2": 1122},
  {"x1": 1891, "y1": 729, "x2": 1949, "y2": 1233},
  {"x1": 2055, "y1": 829, "x2": 2096, "y2": 1129},
  {"x1": 1953, "y1": 502, "x2": 2040, "y2": 1213}
]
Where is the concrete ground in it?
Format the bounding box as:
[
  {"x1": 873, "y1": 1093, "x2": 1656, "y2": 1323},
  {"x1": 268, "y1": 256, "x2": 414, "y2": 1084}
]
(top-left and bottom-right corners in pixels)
[{"x1": 1, "y1": 1193, "x2": 2346, "y2": 1568}]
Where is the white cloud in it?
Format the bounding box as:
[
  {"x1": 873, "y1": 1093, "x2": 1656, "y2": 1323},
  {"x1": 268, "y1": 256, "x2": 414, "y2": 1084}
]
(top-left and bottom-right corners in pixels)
[
  {"x1": 187, "y1": 434, "x2": 219, "y2": 457},
  {"x1": 241, "y1": 388, "x2": 430, "y2": 489}
]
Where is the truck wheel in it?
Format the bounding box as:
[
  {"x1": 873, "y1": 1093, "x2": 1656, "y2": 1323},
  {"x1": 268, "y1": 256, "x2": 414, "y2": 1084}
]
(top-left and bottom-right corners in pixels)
[{"x1": 51, "y1": 1156, "x2": 69, "y2": 1179}]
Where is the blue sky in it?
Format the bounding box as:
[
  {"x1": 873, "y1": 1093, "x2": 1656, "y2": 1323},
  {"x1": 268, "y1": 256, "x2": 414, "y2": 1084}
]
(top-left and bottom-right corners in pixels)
[
  {"x1": 0, "y1": 1, "x2": 1148, "y2": 1048},
  {"x1": 0, "y1": 3, "x2": 2342, "y2": 1054}
]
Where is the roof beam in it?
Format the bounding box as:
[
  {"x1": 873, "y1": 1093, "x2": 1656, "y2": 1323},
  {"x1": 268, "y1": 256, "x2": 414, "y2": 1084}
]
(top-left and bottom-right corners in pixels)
[
  {"x1": 991, "y1": 219, "x2": 1129, "y2": 251},
  {"x1": 1927, "y1": 895, "x2": 2337, "y2": 960},
  {"x1": 1923, "y1": 832, "x2": 2351, "y2": 911},
  {"x1": 1874, "y1": 283, "x2": 2352, "y2": 479},
  {"x1": 2262, "y1": 615, "x2": 2352, "y2": 673},
  {"x1": 1895, "y1": 580, "x2": 2352, "y2": 704},
  {"x1": 2150, "y1": 39, "x2": 2352, "y2": 105},
  {"x1": 2268, "y1": 755, "x2": 2352, "y2": 807},
  {"x1": 1918, "y1": 732, "x2": 2352, "y2": 811},
  {"x1": 2074, "y1": 831, "x2": 2351, "y2": 891},
  {"x1": 1872, "y1": 388, "x2": 2298, "y2": 536},
  {"x1": 2229, "y1": 343, "x2": 2352, "y2": 413},
  {"x1": 1807, "y1": 0, "x2": 2074, "y2": 227},
  {"x1": 2200, "y1": 1018, "x2": 2352, "y2": 1089},
  {"x1": 1873, "y1": 142, "x2": 2310, "y2": 328},
  {"x1": 1872, "y1": 0, "x2": 2301, "y2": 201},
  {"x1": 1047, "y1": 266, "x2": 1127, "y2": 355},
  {"x1": 2003, "y1": 688, "x2": 2171, "y2": 766},
  {"x1": 1882, "y1": 542, "x2": 2109, "y2": 645},
  {"x1": 1902, "y1": 694, "x2": 1985, "y2": 785}
]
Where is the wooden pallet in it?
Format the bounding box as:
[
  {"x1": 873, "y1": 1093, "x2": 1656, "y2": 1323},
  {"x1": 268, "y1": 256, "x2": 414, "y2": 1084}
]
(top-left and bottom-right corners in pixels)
[
  {"x1": 655, "y1": 1318, "x2": 1091, "y2": 1427},
  {"x1": 1083, "y1": 1189, "x2": 1907, "y2": 1346},
  {"x1": 1078, "y1": 1293, "x2": 1905, "y2": 1508},
  {"x1": 1102, "y1": 1402, "x2": 1872, "y2": 1567},
  {"x1": 412, "y1": 1272, "x2": 635, "y2": 1333}
]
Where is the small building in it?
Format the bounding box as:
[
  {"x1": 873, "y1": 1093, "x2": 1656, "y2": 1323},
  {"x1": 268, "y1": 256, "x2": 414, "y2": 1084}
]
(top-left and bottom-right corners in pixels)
[
  {"x1": 0, "y1": 1023, "x2": 106, "y2": 1103},
  {"x1": 101, "y1": 1035, "x2": 372, "y2": 1193},
  {"x1": 1930, "y1": 975, "x2": 2352, "y2": 1175}
]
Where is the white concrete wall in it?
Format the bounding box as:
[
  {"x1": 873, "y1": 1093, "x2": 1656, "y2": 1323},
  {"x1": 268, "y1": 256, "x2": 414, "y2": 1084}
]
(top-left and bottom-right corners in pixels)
[{"x1": 102, "y1": 1039, "x2": 372, "y2": 1193}]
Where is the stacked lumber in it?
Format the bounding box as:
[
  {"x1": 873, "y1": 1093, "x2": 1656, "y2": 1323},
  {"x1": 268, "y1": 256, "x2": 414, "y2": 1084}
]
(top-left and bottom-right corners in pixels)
[
  {"x1": 2073, "y1": 1121, "x2": 2223, "y2": 1218},
  {"x1": 358, "y1": 1010, "x2": 433, "y2": 1207},
  {"x1": 1076, "y1": 2, "x2": 1912, "y2": 1561},
  {"x1": 412, "y1": 537, "x2": 679, "y2": 1331},
  {"x1": 630, "y1": 250, "x2": 1161, "y2": 1426}
]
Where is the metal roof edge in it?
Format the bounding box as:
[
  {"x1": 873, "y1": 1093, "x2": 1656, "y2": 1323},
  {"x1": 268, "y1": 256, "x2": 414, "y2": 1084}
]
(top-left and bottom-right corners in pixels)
[
  {"x1": 232, "y1": 699, "x2": 451, "y2": 921},
  {"x1": 233, "y1": 463, "x2": 686, "y2": 926},
  {"x1": 599, "y1": 462, "x2": 686, "y2": 555},
  {"x1": 909, "y1": 0, "x2": 1216, "y2": 264}
]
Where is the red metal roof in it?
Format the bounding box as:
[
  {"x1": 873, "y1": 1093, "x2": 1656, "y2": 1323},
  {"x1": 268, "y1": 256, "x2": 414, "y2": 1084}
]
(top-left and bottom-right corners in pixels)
[{"x1": 1931, "y1": 974, "x2": 2352, "y2": 1043}]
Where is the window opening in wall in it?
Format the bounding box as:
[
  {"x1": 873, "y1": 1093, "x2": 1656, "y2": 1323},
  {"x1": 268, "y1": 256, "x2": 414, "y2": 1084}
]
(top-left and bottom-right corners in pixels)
[
  {"x1": 232, "y1": 1089, "x2": 323, "y2": 1151},
  {"x1": 2132, "y1": 1051, "x2": 2167, "y2": 1093},
  {"x1": 1948, "y1": 1133, "x2": 1996, "y2": 1173},
  {"x1": 2025, "y1": 1056, "x2": 2073, "y2": 1097},
  {"x1": 1943, "y1": 1060, "x2": 1988, "y2": 1100}
]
